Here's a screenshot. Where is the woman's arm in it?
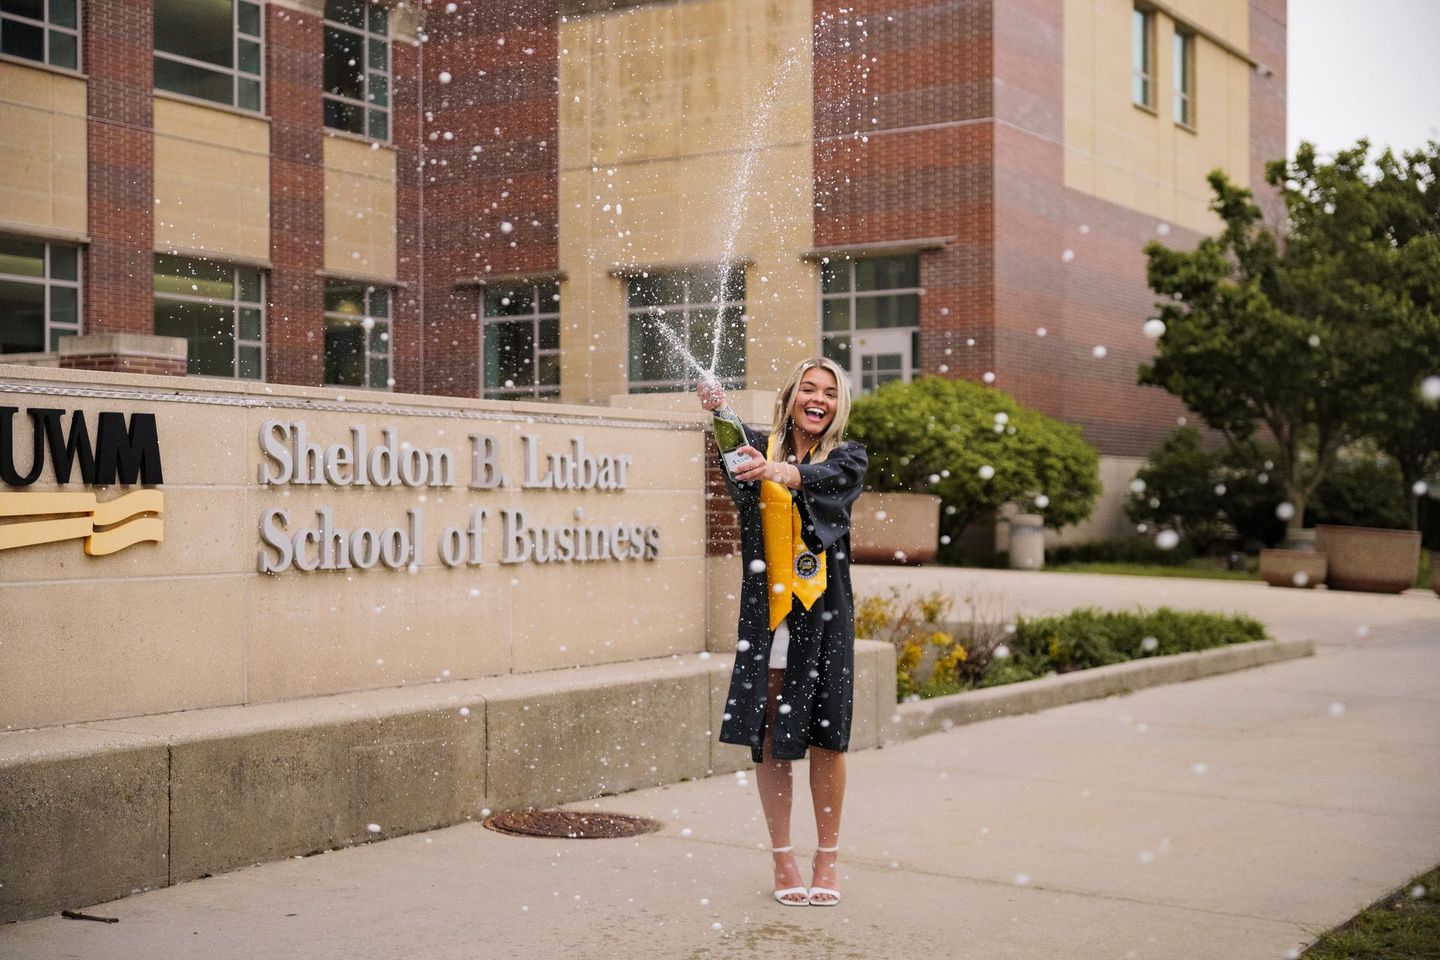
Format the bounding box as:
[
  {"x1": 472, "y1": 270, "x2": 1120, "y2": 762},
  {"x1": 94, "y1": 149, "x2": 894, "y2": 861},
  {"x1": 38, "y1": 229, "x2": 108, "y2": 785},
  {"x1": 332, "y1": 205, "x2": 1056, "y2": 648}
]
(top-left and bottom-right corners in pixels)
[{"x1": 794, "y1": 442, "x2": 868, "y2": 552}]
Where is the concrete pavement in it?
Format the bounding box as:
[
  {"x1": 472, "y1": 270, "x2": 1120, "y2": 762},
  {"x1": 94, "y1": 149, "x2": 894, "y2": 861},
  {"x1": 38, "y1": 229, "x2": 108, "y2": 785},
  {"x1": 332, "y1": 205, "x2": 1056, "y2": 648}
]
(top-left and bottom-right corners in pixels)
[{"x1": 3, "y1": 572, "x2": 1437, "y2": 960}]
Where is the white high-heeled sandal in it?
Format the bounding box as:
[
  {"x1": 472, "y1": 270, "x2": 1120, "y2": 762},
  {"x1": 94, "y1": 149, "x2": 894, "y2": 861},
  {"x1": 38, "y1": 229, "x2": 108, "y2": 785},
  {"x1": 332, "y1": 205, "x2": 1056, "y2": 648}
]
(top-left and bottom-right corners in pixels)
[
  {"x1": 808, "y1": 846, "x2": 842, "y2": 906},
  {"x1": 771, "y1": 846, "x2": 810, "y2": 906}
]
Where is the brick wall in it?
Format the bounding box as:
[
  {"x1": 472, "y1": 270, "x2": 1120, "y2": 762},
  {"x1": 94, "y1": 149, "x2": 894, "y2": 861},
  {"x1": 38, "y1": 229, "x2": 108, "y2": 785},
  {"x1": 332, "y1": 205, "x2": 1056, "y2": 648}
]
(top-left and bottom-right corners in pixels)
[
  {"x1": 703, "y1": 433, "x2": 741, "y2": 557},
  {"x1": 391, "y1": 38, "x2": 424, "y2": 394},
  {"x1": 1249, "y1": 0, "x2": 1288, "y2": 228},
  {"x1": 59, "y1": 354, "x2": 186, "y2": 376},
  {"x1": 265, "y1": 4, "x2": 326, "y2": 386},
  {"x1": 83, "y1": 0, "x2": 154, "y2": 335},
  {"x1": 813, "y1": 0, "x2": 998, "y2": 399},
  {"x1": 415, "y1": 0, "x2": 561, "y2": 397}
]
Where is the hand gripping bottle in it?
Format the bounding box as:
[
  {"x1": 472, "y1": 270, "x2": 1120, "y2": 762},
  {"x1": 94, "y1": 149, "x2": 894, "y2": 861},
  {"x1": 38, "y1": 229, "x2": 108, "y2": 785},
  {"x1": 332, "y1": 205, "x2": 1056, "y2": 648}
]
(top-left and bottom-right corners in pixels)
[{"x1": 711, "y1": 402, "x2": 752, "y2": 482}]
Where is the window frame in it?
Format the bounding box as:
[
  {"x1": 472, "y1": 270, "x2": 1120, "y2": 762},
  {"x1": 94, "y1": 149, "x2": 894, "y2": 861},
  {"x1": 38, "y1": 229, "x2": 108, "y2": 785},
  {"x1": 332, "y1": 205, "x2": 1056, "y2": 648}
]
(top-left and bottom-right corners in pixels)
[
  {"x1": 323, "y1": 279, "x2": 393, "y2": 391},
  {"x1": 1131, "y1": 6, "x2": 1156, "y2": 111},
  {"x1": 153, "y1": 0, "x2": 265, "y2": 113},
  {"x1": 481, "y1": 280, "x2": 562, "y2": 400},
  {"x1": 817, "y1": 253, "x2": 922, "y2": 394},
  {"x1": 152, "y1": 255, "x2": 266, "y2": 380},
  {"x1": 322, "y1": 0, "x2": 392, "y2": 143},
  {"x1": 1173, "y1": 28, "x2": 1196, "y2": 129},
  {"x1": 0, "y1": 235, "x2": 82, "y2": 355},
  {"x1": 0, "y1": 0, "x2": 81, "y2": 70},
  {"x1": 625, "y1": 268, "x2": 746, "y2": 395}
]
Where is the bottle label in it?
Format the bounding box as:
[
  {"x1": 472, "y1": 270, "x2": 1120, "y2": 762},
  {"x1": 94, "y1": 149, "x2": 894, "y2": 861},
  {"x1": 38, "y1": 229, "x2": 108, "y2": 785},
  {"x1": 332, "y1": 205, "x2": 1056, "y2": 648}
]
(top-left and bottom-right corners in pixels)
[{"x1": 721, "y1": 448, "x2": 749, "y2": 475}]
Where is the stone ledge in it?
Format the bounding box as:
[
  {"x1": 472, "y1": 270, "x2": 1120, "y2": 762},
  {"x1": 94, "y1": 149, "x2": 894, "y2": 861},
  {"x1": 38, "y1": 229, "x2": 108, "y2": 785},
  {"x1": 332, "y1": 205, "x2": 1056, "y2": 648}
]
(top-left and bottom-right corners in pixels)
[
  {"x1": 886, "y1": 638, "x2": 1314, "y2": 742},
  {"x1": 0, "y1": 642, "x2": 895, "y2": 922}
]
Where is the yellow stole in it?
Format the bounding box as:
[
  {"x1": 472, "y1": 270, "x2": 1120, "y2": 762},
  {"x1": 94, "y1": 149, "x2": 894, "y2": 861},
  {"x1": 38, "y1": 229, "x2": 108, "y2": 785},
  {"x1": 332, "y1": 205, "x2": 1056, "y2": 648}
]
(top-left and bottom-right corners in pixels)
[{"x1": 761, "y1": 433, "x2": 828, "y2": 631}]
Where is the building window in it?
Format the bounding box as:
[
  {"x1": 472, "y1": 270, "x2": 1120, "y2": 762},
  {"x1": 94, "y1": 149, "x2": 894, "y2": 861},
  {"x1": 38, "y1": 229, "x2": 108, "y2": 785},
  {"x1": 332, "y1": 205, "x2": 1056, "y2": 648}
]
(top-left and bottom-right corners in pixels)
[
  {"x1": 482, "y1": 280, "x2": 560, "y2": 399},
  {"x1": 820, "y1": 254, "x2": 920, "y2": 393},
  {"x1": 1131, "y1": 7, "x2": 1154, "y2": 109},
  {"x1": 153, "y1": 255, "x2": 264, "y2": 379},
  {"x1": 154, "y1": 0, "x2": 263, "y2": 111},
  {"x1": 627, "y1": 268, "x2": 745, "y2": 394},
  {"x1": 323, "y1": 0, "x2": 390, "y2": 141},
  {"x1": 0, "y1": 235, "x2": 80, "y2": 354},
  {"x1": 0, "y1": 0, "x2": 80, "y2": 69},
  {"x1": 324, "y1": 280, "x2": 391, "y2": 389},
  {"x1": 1173, "y1": 30, "x2": 1195, "y2": 127}
]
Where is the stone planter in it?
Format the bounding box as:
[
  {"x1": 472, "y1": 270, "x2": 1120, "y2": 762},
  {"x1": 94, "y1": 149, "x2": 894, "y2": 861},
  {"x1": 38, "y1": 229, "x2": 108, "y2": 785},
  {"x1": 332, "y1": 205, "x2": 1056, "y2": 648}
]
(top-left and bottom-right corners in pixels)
[
  {"x1": 1314, "y1": 524, "x2": 1421, "y2": 594},
  {"x1": 1258, "y1": 548, "x2": 1326, "y2": 589},
  {"x1": 850, "y1": 492, "x2": 942, "y2": 565},
  {"x1": 1007, "y1": 514, "x2": 1045, "y2": 570}
]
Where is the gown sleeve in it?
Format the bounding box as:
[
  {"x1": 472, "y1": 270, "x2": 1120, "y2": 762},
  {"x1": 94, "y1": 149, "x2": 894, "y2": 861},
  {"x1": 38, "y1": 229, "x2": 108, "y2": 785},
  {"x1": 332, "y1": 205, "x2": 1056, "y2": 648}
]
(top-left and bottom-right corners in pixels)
[{"x1": 794, "y1": 441, "x2": 867, "y2": 553}]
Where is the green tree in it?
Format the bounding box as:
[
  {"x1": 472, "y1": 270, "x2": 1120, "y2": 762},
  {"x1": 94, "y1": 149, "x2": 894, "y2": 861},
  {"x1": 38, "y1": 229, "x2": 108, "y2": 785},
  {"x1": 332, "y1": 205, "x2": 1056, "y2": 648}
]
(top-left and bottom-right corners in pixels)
[
  {"x1": 1141, "y1": 140, "x2": 1440, "y2": 541},
  {"x1": 847, "y1": 376, "x2": 1100, "y2": 545}
]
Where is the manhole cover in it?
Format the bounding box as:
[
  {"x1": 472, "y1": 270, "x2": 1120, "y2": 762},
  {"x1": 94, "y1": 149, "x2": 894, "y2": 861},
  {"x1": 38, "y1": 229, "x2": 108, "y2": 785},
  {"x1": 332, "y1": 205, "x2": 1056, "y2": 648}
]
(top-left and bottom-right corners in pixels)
[{"x1": 482, "y1": 809, "x2": 663, "y2": 839}]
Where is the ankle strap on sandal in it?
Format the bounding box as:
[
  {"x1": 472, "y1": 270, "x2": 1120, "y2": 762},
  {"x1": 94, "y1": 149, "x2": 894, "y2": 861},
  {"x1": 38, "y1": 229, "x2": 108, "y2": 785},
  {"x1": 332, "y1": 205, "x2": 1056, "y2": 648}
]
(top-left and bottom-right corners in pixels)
[
  {"x1": 771, "y1": 845, "x2": 794, "y2": 853},
  {"x1": 815, "y1": 845, "x2": 839, "y2": 852}
]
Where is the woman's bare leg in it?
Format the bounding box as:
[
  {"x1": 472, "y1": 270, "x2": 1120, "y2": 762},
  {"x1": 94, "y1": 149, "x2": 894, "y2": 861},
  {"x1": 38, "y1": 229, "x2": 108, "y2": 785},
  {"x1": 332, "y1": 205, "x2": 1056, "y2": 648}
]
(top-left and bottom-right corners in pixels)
[
  {"x1": 754, "y1": 668, "x2": 805, "y2": 901},
  {"x1": 807, "y1": 746, "x2": 846, "y2": 901}
]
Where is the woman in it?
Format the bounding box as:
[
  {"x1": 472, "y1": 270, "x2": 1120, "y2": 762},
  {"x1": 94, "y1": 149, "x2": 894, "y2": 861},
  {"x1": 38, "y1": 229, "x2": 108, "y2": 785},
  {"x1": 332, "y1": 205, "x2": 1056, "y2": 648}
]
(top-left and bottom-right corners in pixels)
[{"x1": 698, "y1": 357, "x2": 868, "y2": 908}]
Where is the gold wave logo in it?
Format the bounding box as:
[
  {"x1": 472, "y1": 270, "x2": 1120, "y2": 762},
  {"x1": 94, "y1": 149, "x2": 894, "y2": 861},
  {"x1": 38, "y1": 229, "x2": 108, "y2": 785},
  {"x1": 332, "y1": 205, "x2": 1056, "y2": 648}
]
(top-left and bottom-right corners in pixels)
[{"x1": 0, "y1": 490, "x2": 164, "y2": 556}]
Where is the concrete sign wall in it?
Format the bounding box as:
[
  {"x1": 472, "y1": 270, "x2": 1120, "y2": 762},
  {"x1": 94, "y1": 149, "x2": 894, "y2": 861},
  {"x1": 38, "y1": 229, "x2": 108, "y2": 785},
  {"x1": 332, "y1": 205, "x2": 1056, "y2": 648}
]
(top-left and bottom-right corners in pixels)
[{"x1": 0, "y1": 367, "x2": 706, "y2": 731}]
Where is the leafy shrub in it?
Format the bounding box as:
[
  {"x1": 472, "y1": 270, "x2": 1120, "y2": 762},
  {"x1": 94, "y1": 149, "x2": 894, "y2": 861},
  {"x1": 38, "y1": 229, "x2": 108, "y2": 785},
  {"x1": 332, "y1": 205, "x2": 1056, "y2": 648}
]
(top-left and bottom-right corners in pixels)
[
  {"x1": 1049, "y1": 538, "x2": 1195, "y2": 567},
  {"x1": 857, "y1": 588, "x2": 1270, "y2": 702},
  {"x1": 848, "y1": 377, "x2": 1101, "y2": 546},
  {"x1": 1307, "y1": 452, "x2": 1410, "y2": 530},
  {"x1": 1124, "y1": 428, "x2": 1286, "y2": 551}
]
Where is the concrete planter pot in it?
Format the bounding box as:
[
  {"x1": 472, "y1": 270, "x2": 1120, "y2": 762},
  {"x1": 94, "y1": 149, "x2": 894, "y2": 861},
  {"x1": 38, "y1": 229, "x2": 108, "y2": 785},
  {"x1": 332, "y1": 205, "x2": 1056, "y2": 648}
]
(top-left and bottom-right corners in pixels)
[
  {"x1": 1259, "y1": 548, "x2": 1327, "y2": 589},
  {"x1": 850, "y1": 492, "x2": 942, "y2": 565},
  {"x1": 1314, "y1": 524, "x2": 1421, "y2": 594}
]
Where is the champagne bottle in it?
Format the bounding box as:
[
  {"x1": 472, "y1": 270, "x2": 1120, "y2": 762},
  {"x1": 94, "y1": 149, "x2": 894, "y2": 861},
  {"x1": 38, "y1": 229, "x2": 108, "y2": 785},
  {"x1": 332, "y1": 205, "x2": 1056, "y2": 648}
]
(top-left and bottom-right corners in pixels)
[{"x1": 711, "y1": 403, "x2": 752, "y2": 482}]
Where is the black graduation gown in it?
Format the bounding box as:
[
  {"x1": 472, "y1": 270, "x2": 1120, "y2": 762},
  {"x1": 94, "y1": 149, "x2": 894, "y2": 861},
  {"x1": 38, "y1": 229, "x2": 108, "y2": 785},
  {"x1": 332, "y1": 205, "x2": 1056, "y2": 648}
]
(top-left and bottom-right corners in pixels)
[{"x1": 716, "y1": 425, "x2": 868, "y2": 763}]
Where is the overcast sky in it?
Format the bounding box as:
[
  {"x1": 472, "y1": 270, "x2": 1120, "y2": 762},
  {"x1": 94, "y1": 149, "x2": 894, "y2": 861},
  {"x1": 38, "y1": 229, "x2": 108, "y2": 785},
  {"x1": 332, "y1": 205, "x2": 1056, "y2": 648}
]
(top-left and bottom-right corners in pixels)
[{"x1": 1287, "y1": 0, "x2": 1440, "y2": 159}]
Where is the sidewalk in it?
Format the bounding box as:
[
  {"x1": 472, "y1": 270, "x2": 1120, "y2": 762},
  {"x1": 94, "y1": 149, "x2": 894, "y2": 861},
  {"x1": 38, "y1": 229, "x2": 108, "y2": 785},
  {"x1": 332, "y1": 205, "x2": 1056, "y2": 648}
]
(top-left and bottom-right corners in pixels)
[{"x1": 3, "y1": 575, "x2": 1437, "y2": 960}]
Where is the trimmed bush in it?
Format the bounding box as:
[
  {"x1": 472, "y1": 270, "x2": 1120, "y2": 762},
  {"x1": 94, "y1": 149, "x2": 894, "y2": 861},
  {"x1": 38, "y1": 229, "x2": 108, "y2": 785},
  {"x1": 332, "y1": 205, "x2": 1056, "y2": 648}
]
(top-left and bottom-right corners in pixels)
[
  {"x1": 848, "y1": 376, "x2": 1101, "y2": 546},
  {"x1": 857, "y1": 589, "x2": 1270, "y2": 701}
]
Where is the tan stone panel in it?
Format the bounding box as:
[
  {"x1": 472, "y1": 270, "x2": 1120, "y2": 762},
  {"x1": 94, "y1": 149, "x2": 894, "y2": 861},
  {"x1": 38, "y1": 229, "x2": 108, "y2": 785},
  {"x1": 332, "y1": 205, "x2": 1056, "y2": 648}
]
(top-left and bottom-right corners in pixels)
[
  {"x1": 243, "y1": 406, "x2": 701, "y2": 497},
  {"x1": 0, "y1": 575, "x2": 248, "y2": 730},
  {"x1": 1064, "y1": 0, "x2": 1251, "y2": 233},
  {"x1": 1162, "y1": 0, "x2": 1249, "y2": 51},
  {"x1": 0, "y1": 388, "x2": 253, "y2": 486},
  {"x1": 0, "y1": 65, "x2": 87, "y2": 235},
  {"x1": 481, "y1": 661, "x2": 712, "y2": 808},
  {"x1": 0, "y1": 484, "x2": 250, "y2": 583},
  {"x1": 324, "y1": 137, "x2": 398, "y2": 281},
  {"x1": 509, "y1": 556, "x2": 705, "y2": 672},
  {"x1": 153, "y1": 100, "x2": 270, "y2": 263},
  {"x1": 242, "y1": 558, "x2": 516, "y2": 703},
  {"x1": 0, "y1": 727, "x2": 169, "y2": 922}
]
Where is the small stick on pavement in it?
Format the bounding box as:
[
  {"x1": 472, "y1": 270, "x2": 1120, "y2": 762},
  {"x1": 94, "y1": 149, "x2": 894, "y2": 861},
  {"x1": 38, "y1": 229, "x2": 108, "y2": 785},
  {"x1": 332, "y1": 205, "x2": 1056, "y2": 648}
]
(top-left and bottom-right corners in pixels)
[{"x1": 61, "y1": 909, "x2": 119, "y2": 924}]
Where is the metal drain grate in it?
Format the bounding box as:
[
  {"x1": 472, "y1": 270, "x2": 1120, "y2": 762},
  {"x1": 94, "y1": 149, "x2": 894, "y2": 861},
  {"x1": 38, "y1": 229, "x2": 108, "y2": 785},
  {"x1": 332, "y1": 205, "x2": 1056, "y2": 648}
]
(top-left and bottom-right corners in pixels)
[{"x1": 483, "y1": 809, "x2": 663, "y2": 839}]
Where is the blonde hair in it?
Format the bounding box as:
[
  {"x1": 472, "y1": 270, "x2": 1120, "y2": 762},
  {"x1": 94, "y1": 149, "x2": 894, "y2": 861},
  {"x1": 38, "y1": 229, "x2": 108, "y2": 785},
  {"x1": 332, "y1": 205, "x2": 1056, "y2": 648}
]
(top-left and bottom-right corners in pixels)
[{"x1": 769, "y1": 356, "x2": 853, "y2": 464}]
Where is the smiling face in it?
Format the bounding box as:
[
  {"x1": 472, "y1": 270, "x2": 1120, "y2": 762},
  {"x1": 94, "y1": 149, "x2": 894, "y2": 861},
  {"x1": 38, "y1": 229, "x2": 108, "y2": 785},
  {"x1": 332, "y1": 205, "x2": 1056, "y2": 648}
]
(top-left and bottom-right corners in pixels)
[{"x1": 789, "y1": 365, "x2": 840, "y2": 440}]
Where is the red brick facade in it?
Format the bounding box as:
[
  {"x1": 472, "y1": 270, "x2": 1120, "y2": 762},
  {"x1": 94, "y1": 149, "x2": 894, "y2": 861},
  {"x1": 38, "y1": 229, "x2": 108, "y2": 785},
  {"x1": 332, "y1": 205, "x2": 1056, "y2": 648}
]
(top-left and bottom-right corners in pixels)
[
  {"x1": 265, "y1": 5, "x2": 327, "y2": 386},
  {"x1": 59, "y1": 353, "x2": 186, "y2": 376},
  {"x1": 83, "y1": 0, "x2": 154, "y2": 335},
  {"x1": 1249, "y1": 0, "x2": 1288, "y2": 228},
  {"x1": 814, "y1": 0, "x2": 1285, "y2": 460},
  {"x1": 390, "y1": 38, "x2": 425, "y2": 394},
  {"x1": 413, "y1": 0, "x2": 562, "y2": 396}
]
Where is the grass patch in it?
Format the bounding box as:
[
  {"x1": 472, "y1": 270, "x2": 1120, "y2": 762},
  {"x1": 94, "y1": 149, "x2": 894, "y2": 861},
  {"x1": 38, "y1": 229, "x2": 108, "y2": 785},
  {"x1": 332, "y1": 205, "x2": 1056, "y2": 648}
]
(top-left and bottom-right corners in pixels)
[
  {"x1": 1046, "y1": 560, "x2": 1260, "y2": 581},
  {"x1": 857, "y1": 590, "x2": 1270, "y2": 702},
  {"x1": 1300, "y1": 863, "x2": 1440, "y2": 959}
]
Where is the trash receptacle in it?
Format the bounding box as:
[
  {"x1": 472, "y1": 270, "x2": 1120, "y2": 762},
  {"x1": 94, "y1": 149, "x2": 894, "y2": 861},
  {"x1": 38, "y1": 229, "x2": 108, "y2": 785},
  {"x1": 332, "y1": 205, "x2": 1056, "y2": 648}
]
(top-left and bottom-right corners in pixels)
[{"x1": 1008, "y1": 514, "x2": 1045, "y2": 570}]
